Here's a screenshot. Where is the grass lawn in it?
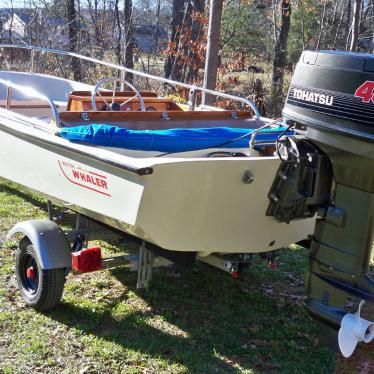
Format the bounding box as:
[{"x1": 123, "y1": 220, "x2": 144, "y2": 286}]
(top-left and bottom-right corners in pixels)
[{"x1": 0, "y1": 178, "x2": 372, "y2": 373}]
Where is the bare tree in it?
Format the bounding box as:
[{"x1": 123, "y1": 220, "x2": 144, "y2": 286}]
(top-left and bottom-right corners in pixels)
[
  {"x1": 371, "y1": 0, "x2": 374, "y2": 53},
  {"x1": 185, "y1": 0, "x2": 205, "y2": 82},
  {"x1": 114, "y1": 0, "x2": 122, "y2": 65},
  {"x1": 86, "y1": 0, "x2": 101, "y2": 53},
  {"x1": 153, "y1": 0, "x2": 162, "y2": 53},
  {"x1": 164, "y1": 0, "x2": 185, "y2": 79},
  {"x1": 202, "y1": 0, "x2": 224, "y2": 106},
  {"x1": 8, "y1": 0, "x2": 15, "y2": 44},
  {"x1": 66, "y1": 0, "x2": 81, "y2": 80},
  {"x1": 345, "y1": 0, "x2": 352, "y2": 48},
  {"x1": 170, "y1": 1, "x2": 192, "y2": 80},
  {"x1": 271, "y1": 0, "x2": 291, "y2": 115},
  {"x1": 272, "y1": 0, "x2": 277, "y2": 41},
  {"x1": 315, "y1": 0, "x2": 327, "y2": 50},
  {"x1": 350, "y1": 0, "x2": 362, "y2": 51},
  {"x1": 333, "y1": 2, "x2": 346, "y2": 49},
  {"x1": 124, "y1": 0, "x2": 134, "y2": 82},
  {"x1": 296, "y1": 0, "x2": 305, "y2": 50}
]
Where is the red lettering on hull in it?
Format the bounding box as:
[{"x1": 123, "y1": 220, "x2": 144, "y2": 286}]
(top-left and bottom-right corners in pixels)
[
  {"x1": 71, "y1": 170, "x2": 108, "y2": 189},
  {"x1": 59, "y1": 161, "x2": 111, "y2": 197}
]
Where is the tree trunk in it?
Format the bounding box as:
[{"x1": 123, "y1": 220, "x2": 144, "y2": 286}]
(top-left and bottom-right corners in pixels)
[
  {"x1": 315, "y1": 0, "x2": 326, "y2": 50},
  {"x1": 87, "y1": 0, "x2": 102, "y2": 58},
  {"x1": 9, "y1": 6, "x2": 14, "y2": 44},
  {"x1": 0, "y1": 16, "x2": 3, "y2": 43},
  {"x1": 186, "y1": 0, "x2": 205, "y2": 83},
  {"x1": 272, "y1": 0, "x2": 278, "y2": 41},
  {"x1": 371, "y1": 0, "x2": 374, "y2": 53},
  {"x1": 114, "y1": 0, "x2": 122, "y2": 65},
  {"x1": 170, "y1": 1, "x2": 192, "y2": 81},
  {"x1": 271, "y1": 0, "x2": 291, "y2": 116},
  {"x1": 124, "y1": 0, "x2": 134, "y2": 82},
  {"x1": 350, "y1": 0, "x2": 362, "y2": 51},
  {"x1": 153, "y1": 0, "x2": 161, "y2": 54},
  {"x1": 67, "y1": 0, "x2": 81, "y2": 81},
  {"x1": 298, "y1": 0, "x2": 305, "y2": 50},
  {"x1": 332, "y1": 0, "x2": 339, "y2": 25},
  {"x1": 202, "y1": 0, "x2": 224, "y2": 106},
  {"x1": 345, "y1": 0, "x2": 352, "y2": 49},
  {"x1": 333, "y1": 4, "x2": 346, "y2": 49},
  {"x1": 164, "y1": 0, "x2": 185, "y2": 79}
]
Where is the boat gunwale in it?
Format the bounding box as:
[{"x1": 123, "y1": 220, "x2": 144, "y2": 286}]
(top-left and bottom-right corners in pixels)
[
  {"x1": 0, "y1": 104, "x2": 278, "y2": 163},
  {"x1": 0, "y1": 109, "x2": 154, "y2": 176}
]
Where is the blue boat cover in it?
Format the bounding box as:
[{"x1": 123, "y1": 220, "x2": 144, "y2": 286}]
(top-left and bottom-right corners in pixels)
[{"x1": 59, "y1": 124, "x2": 289, "y2": 153}]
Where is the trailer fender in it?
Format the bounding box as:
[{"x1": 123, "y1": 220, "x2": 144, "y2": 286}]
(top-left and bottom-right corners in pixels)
[{"x1": 7, "y1": 220, "x2": 72, "y2": 269}]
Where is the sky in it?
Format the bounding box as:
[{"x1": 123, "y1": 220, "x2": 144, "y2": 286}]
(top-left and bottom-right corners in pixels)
[
  {"x1": 0, "y1": 0, "x2": 28, "y2": 7},
  {"x1": 0, "y1": 0, "x2": 152, "y2": 8}
]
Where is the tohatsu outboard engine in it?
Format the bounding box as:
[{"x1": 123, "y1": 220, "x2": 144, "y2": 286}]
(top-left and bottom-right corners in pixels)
[{"x1": 267, "y1": 50, "x2": 374, "y2": 356}]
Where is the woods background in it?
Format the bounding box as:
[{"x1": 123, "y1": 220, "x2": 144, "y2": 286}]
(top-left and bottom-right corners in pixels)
[{"x1": 0, "y1": 0, "x2": 372, "y2": 115}]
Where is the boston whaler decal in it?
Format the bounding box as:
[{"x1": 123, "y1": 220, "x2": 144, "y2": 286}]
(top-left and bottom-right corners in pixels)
[{"x1": 58, "y1": 160, "x2": 111, "y2": 197}]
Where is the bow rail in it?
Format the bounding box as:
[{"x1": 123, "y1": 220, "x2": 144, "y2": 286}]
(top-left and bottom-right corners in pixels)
[{"x1": 0, "y1": 44, "x2": 261, "y2": 120}]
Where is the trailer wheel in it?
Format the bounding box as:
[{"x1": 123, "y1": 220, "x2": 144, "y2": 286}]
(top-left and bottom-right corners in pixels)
[{"x1": 15, "y1": 240, "x2": 65, "y2": 311}]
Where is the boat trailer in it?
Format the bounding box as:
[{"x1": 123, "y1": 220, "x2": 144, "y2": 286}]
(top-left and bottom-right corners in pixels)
[{"x1": 7, "y1": 199, "x2": 259, "y2": 295}]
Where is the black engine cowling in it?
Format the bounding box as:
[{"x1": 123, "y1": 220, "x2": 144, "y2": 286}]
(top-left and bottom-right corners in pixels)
[{"x1": 283, "y1": 50, "x2": 374, "y2": 142}]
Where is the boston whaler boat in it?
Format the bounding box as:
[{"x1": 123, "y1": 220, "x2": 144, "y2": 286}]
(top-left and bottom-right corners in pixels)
[
  {"x1": 1, "y1": 45, "x2": 373, "y2": 357},
  {"x1": 0, "y1": 45, "x2": 314, "y2": 270}
]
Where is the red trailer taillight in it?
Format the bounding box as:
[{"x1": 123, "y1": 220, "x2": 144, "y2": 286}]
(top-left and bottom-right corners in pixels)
[{"x1": 72, "y1": 247, "x2": 102, "y2": 273}]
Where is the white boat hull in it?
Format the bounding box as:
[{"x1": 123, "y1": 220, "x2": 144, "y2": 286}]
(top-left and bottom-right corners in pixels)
[{"x1": 0, "y1": 110, "x2": 315, "y2": 255}]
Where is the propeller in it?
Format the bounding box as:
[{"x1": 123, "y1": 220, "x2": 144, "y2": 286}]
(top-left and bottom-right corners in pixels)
[{"x1": 338, "y1": 301, "x2": 374, "y2": 358}]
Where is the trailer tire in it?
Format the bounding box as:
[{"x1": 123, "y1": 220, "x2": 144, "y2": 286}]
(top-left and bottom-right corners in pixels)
[{"x1": 16, "y1": 240, "x2": 65, "y2": 311}]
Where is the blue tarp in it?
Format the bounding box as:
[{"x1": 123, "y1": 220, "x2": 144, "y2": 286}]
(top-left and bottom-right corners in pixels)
[{"x1": 59, "y1": 124, "x2": 289, "y2": 153}]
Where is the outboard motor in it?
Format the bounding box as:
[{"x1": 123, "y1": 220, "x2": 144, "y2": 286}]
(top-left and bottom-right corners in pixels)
[{"x1": 267, "y1": 50, "x2": 374, "y2": 356}]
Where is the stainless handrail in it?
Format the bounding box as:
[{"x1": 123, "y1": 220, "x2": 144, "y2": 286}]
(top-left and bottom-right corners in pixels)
[
  {"x1": 0, "y1": 78, "x2": 60, "y2": 125},
  {"x1": 249, "y1": 118, "x2": 283, "y2": 149},
  {"x1": 0, "y1": 44, "x2": 261, "y2": 120}
]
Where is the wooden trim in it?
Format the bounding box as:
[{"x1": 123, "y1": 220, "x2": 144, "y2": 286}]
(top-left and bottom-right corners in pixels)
[
  {"x1": 0, "y1": 99, "x2": 60, "y2": 109},
  {"x1": 61, "y1": 110, "x2": 252, "y2": 121},
  {"x1": 60, "y1": 110, "x2": 258, "y2": 130},
  {"x1": 69, "y1": 90, "x2": 158, "y2": 98}
]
